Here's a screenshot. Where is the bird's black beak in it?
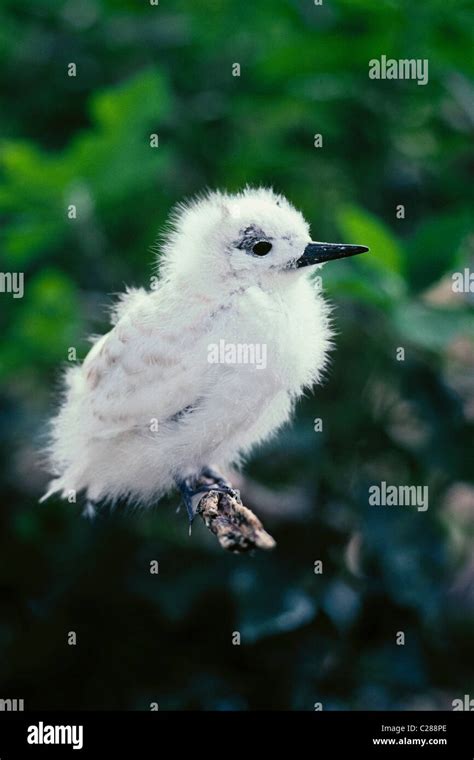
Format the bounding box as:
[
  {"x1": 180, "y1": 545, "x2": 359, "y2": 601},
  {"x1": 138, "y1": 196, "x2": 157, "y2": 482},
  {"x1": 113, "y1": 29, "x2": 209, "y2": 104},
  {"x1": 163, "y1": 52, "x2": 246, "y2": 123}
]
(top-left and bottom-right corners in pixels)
[{"x1": 296, "y1": 241, "x2": 369, "y2": 268}]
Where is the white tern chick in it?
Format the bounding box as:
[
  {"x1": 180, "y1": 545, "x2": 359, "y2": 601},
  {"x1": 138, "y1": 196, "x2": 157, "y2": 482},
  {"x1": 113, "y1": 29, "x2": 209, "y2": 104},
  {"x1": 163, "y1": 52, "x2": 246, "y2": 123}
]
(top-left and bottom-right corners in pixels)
[{"x1": 42, "y1": 187, "x2": 368, "y2": 521}]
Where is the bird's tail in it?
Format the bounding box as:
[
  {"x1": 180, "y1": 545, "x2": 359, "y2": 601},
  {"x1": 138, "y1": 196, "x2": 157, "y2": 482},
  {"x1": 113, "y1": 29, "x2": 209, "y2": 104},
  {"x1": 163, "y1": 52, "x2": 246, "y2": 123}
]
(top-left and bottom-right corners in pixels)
[
  {"x1": 40, "y1": 478, "x2": 97, "y2": 520},
  {"x1": 39, "y1": 478, "x2": 64, "y2": 504}
]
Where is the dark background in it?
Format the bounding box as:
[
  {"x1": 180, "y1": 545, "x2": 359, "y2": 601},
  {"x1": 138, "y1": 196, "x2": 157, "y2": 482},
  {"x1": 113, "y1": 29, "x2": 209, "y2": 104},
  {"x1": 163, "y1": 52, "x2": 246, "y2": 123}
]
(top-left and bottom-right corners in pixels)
[{"x1": 0, "y1": 0, "x2": 473, "y2": 709}]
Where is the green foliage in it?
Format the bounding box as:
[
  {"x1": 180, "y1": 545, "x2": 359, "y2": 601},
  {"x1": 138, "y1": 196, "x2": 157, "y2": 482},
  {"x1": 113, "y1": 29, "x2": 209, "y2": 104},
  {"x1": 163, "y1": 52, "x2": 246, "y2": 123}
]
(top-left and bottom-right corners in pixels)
[
  {"x1": 0, "y1": 0, "x2": 473, "y2": 710},
  {"x1": 404, "y1": 211, "x2": 472, "y2": 293}
]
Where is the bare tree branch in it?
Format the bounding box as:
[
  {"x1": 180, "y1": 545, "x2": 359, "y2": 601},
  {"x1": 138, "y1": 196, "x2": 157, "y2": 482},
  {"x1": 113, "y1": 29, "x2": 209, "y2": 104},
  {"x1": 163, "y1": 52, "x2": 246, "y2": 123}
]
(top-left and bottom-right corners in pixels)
[{"x1": 193, "y1": 474, "x2": 276, "y2": 553}]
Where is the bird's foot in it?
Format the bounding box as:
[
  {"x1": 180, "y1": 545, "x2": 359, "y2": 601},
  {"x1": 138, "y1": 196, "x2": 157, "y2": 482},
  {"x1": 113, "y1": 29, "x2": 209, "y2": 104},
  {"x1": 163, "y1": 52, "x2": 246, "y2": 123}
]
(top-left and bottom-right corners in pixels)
[
  {"x1": 195, "y1": 483, "x2": 241, "y2": 500},
  {"x1": 176, "y1": 478, "x2": 199, "y2": 523},
  {"x1": 175, "y1": 469, "x2": 276, "y2": 553},
  {"x1": 176, "y1": 474, "x2": 240, "y2": 523}
]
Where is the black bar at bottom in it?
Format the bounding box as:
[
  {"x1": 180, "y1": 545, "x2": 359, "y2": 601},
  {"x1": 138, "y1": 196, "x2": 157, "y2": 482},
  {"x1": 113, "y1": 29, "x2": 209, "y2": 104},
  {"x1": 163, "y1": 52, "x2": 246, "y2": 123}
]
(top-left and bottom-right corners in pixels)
[{"x1": 0, "y1": 711, "x2": 472, "y2": 757}]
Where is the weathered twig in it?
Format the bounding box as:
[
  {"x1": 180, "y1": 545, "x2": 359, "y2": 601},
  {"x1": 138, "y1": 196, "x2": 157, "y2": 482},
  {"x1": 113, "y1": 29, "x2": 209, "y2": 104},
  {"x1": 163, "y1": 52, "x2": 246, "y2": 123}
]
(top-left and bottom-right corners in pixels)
[{"x1": 193, "y1": 475, "x2": 276, "y2": 553}]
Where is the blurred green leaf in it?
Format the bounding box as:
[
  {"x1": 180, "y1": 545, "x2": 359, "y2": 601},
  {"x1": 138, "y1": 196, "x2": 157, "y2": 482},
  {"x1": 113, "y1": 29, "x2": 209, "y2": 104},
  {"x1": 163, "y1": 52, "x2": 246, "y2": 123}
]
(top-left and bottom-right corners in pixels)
[
  {"x1": 393, "y1": 301, "x2": 474, "y2": 351},
  {"x1": 337, "y1": 204, "x2": 403, "y2": 276}
]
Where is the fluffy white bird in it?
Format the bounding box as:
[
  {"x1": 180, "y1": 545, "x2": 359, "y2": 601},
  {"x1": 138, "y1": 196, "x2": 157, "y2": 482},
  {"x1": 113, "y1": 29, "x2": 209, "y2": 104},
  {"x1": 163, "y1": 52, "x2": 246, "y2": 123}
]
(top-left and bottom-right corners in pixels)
[{"x1": 42, "y1": 187, "x2": 368, "y2": 521}]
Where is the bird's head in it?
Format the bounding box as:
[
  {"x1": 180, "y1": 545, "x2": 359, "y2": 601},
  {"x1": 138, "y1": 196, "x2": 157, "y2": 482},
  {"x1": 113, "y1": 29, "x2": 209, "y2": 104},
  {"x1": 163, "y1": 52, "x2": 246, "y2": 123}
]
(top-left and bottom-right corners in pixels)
[{"x1": 158, "y1": 188, "x2": 368, "y2": 290}]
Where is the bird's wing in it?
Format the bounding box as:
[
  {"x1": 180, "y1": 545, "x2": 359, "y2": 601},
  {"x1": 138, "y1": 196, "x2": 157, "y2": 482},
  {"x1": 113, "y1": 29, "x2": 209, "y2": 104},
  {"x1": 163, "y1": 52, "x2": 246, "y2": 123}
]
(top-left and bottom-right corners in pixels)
[{"x1": 79, "y1": 291, "x2": 205, "y2": 436}]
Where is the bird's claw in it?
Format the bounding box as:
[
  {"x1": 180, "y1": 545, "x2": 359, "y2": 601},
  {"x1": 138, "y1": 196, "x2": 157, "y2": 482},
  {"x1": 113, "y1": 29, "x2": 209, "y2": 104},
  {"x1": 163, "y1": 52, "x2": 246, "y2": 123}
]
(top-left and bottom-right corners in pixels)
[
  {"x1": 176, "y1": 470, "x2": 240, "y2": 524},
  {"x1": 181, "y1": 485, "x2": 241, "y2": 524},
  {"x1": 175, "y1": 472, "x2": 276, "y2": 552},
  {"x1": 195, "y1": 484, "x2": 240, "y2": 500}
]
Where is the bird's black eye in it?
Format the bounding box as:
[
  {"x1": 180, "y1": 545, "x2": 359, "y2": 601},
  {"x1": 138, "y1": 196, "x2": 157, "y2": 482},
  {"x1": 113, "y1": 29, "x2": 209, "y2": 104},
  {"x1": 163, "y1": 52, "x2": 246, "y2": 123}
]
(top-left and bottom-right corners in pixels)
[{"x1": 252, "y1": 241, "x2": 272, "y2": 256}]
